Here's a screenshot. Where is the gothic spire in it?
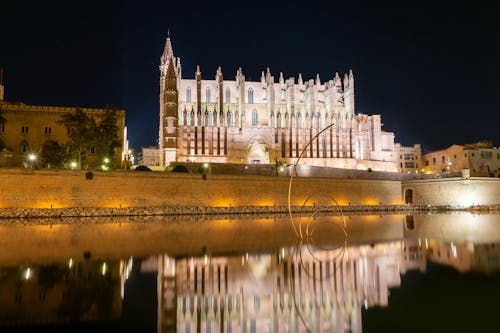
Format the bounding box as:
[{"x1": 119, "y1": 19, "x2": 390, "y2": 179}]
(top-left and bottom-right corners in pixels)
[{"x1": 162, "y1": 32, "x2": 174, "y2": 64}]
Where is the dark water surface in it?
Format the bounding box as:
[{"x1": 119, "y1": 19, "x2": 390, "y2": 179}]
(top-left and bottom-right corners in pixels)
[{"x1": 1, "y1": 213, "x2": 499, "y2": 332}]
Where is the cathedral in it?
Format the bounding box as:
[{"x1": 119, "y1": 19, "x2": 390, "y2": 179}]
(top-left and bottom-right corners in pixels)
[{"x1": 159, "y1": 36, "x2": 399, "y2": 172}]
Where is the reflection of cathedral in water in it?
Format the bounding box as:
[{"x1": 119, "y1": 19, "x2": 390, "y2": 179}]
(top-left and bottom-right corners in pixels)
[{"x1": 152, "y1": 241, "x2": 427, "y2": 333}]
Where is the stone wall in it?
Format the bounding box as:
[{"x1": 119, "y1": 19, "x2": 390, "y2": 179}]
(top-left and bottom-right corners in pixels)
[
  {"x1": 0, "y1": 169, "x2": 403, "y2": 209},
  {"x1": 402, "y1": 177, "x2": 500, "y2": 206}
]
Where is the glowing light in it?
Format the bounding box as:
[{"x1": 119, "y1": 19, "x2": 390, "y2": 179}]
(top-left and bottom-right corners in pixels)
[
  {"x1": 69, "y1": 258, "x2": 73, "y2": 269},
  {"x1": 25, "y1": 268, "x2": 31, "y2": 280},
  {"x1": 28, "y1": 154, "x2": 37, "y2": 162},
  {"x1": 104, "y1": 157, "x2": 110, "y2": 164},
  {"x1": 204, "y1": 254, "x2": 208, "y2": 265},
  {"x1": 203, "y1": 163, "x2": 209, "y2": 169},
  {"x1": 102, "y1": 262, "x2": 107, "y2": 275},
  {"x1": 70, "y1": 161, "x2": 77, "y2": 169}
]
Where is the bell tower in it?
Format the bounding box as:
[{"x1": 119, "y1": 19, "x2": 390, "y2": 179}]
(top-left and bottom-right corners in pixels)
[{"x1": 159, "y1": 34, "x2": 179, "y2": 166}]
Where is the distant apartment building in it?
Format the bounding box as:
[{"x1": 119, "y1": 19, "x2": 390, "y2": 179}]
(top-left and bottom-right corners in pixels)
[
  {"x1": 395, "y1": 143, "x2": 422, "y2": 174},
  {"x1": 422, "y1": 141, "x2": 500, "y2": 177},
  {"x1": 141, "y1": 146, "x2": 160, "y2": 166}
]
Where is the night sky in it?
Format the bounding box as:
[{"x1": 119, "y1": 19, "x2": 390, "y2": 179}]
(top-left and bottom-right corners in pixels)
[{"x1": 1, "y1": 1, "x2": 499, "y2": 152}]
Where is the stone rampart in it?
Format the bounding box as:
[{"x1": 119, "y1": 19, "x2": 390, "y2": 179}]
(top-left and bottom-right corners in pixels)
[
  {"x1": 402, "y1": 177, "x2": 500, "y2": 206},
  {"x1": 0, "y1": 169, "x2": 403, "y2": 210}
]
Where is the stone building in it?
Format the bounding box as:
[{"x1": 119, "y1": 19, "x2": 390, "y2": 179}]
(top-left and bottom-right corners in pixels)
[
  {"x1": 395, "y1": 143, "x2": 422, "y2": 174},
  {"x1": 422, "y1": 141, "x2": 500, "y2": 177},
  {"x1": 159, "y1": 36, "x2": 400, "y2": 172},
  {"x1": 0, "y1": 79, "x2": 126, "y2": 168}
]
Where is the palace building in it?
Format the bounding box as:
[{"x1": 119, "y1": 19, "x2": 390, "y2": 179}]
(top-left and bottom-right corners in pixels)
[
  {"x1": 159, "y1": 36, "x2": 400, "y2": 172},
  {"x1": 0, "y1": 75, "x2": 126, "y2": 169}
]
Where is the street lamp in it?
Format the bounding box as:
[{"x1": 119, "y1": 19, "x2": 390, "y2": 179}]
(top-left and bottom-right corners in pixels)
[
  {"x1": 70, "y1": 161, "x2": 77, "y2": 169},
  {"x1": 27, "y1": 154, "x2": 37, "y2": 169}
]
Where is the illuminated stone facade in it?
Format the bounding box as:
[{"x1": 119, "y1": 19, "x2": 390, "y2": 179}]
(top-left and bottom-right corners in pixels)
[
  {"x1": 0, "y1": 95, "x2": 126, "y2": 168},
  {"x1": 395, "y1": 143, "x2": 422, "y2": 174},
  {"x1": 422, "y1": 141, "x2": 500, "y2": 177},
  {"x1": 159, "y1": 37, "x2": 400, "y2": 172}
]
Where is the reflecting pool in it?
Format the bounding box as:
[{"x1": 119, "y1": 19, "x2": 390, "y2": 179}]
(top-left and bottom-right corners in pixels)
[{"x1": 1, "y1": 213, "x2": 500, "y2": 332}]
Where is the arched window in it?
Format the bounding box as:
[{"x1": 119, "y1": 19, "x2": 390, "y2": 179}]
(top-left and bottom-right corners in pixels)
[
  {"x1": 186, "y1": 110, "x2": 192, "y2": 126},
  {"x1": 206, "y1": 88, "x2": 211, "y2": 103},
  {"x1": 251, "y1": 110, "x2": 258, "y2": 126},
  {"x1": 20, "y1": 140, "x2": 29, "y2": 153},
  {"x1": 248, "y1": 88, "x2": 254, "y2": 104},
  {"x1": 208, "y1": 111, "x2": 213, "y2": 126},
  {"x1": 313, "y1": 113, "x2": 320, "y2": 129},
  {"x1": 229, "y1": 111, "x2": 234, "y2": 126},
  {"x1": 186, "y1": 87, "x2": 191, "y2": 102},
  {"x1": 276, "y1": 112, "x2": 281, "y2": 128},
  {"x1": 225, "y1": 88, "x2": 231, "y2": 104},
  {"x1": 296, "y1": 113, "x2": 301, "y2": 129}
]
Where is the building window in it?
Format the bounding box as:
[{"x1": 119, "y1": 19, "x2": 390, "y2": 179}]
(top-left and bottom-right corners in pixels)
[
  {"x1": 208, "y1": 111, "x2": 213, "y2": 126},
  {"x1": 313, "y1": 113, "x2": 320, "y2": 129},
  {"x1": 225, "y1": 88, "x2": 231, "y2": 104},
  {"x1": 20, "y1": 140, "x2": 29, "y2": 152},
  {"x1": 251, "y1": 110, "x2": 258, "y2": 126},
  {"x1": 90, "y1": 147, "x2": 95, "y2": 154},
  {"x1": 471, "y1": 153, "x2": 475, "y2": 158},
  {"x1": 186, "y1": 87, "x2": 191, "y2": 102},
  {"x1": 1, "y1": 125, "x2": 5, "y2": 133},
  {"x1": 248, "y1": 88, "x2": 254, "y2": 104},
  {"x1": 432, "y1": 157, "x2": 436, "y2": 165},
  {"x1": 229, "y1": 112, "x2": 234, "y2": 126},
  {"x1": 441, "y1": 156, "x2": 445, "y2": 163},
  {"x1": 480, "y1": 151, "x2": 492, "y2": 159},
  {"x1": 206, "y1": 88, "x2": 211, "y2": 103},
  {"x1": 44, "y1": 127, "x2": 52, "y2": 134},
  {"x1": 21, "y1": 126, "x2": 29, "y2": 134},
  {"x1": 253, "y1": 295, "x2": 260, "y2": 311},
  {"x1": 425, "y1": 160, "x2": 429, "y2": 166},
  {"x1": 497, "y1": 153, "x2": 499, "y2": 159}
]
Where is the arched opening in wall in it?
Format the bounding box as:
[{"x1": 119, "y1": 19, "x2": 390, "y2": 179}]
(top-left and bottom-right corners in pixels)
[
  {"x1": 405, "y1": 215, "x2": 415, "y2": 230},
  {"x1": 247, "y1": 137, "x2": 269, "y2": 164},
  {"x1": 20, "y1": 140, "x2": 29, "y2": 153},
  {"x1": 404, "y1": 189, "x2": 413, "y2": 204}
]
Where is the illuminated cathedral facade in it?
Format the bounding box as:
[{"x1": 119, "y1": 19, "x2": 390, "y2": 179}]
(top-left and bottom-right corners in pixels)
[{"x1": 159, "y1": 36, "x2": 399, "y2": 171}]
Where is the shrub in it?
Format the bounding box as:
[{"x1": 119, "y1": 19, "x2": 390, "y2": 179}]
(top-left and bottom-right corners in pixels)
[
  {"x1": 171, "y1": 165, "x2": 189, "y2": 173},
  {"x1": 85, "y1": 171, "x2": 94, "y2": 180}
]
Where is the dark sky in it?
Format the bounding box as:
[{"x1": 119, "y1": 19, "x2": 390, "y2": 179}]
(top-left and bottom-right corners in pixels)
[{"x1": 0, "y1": 1, "x2": 499, "y2": 152}]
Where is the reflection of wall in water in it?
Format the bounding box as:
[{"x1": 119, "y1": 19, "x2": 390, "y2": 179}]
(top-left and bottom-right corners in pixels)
[
  {"x1": 153, "y1": 241, "x2": 426, "y2": 333},
  {"x1": 0, "y1": 260, "x2": 122, "y2": 326}
]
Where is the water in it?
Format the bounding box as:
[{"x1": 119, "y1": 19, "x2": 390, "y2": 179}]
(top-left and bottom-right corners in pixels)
[{"x1": 1, "y1": 213, "x2": 500, "y2": 332}]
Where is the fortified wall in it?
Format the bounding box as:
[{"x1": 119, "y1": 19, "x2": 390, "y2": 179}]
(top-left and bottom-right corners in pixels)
[
  {"x1": 402, "y1": 178, "x2": 500, "y2": 206},
  {"x1": 0, "y1": 169, "x2": 403, "y2": 209}
]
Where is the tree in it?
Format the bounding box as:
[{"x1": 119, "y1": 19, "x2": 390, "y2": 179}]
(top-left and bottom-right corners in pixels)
[
  {"x1": 40, "y1": 140, "x2": 67, "y2": 168},
  {"x1": 94, "y1": 108, "x2": 122, "y2": 169},
  {"x1": 58, "y1": 108, "x2": 95, "y2": 169},
  {"x1": 58, "y1": 108, "x2": 122, "y2": 169}
]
